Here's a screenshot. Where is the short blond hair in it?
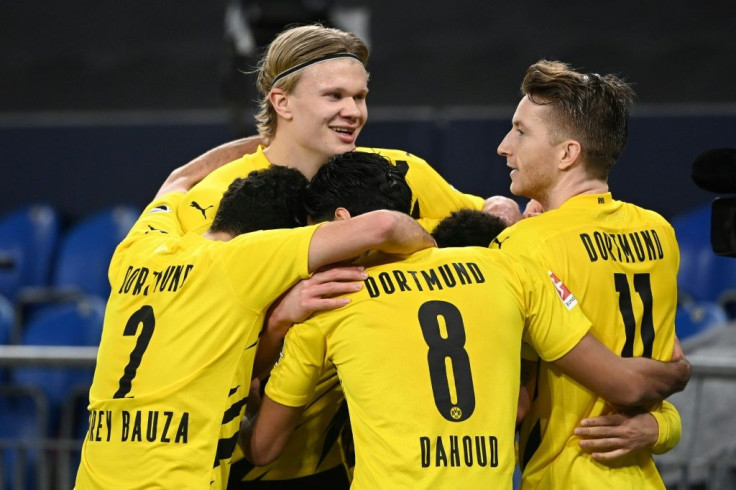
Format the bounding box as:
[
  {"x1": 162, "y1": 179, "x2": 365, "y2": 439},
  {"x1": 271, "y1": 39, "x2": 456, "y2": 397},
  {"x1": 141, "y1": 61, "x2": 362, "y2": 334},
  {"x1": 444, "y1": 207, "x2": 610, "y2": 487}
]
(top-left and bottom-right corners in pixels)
[{"x1": 254, "y1": 24, "x2": 370, "y2": 142}]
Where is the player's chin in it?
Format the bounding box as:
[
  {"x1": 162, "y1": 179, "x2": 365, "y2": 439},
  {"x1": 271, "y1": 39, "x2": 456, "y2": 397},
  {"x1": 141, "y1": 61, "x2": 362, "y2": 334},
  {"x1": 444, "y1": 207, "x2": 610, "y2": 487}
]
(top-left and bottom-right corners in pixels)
[
  {"x1": 330, "y1": 140, "x2": 358, "y2": 155},
  {"x1": 509, "y1": 181, "x2": 525, "y2": 197}
]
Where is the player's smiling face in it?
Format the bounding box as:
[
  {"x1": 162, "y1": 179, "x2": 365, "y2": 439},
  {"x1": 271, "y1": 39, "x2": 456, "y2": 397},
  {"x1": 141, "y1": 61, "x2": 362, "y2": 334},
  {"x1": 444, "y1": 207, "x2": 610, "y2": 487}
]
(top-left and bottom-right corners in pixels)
[
  {"x1": 286, "y1": 58, "x2": 369, "y2": 161},
  {"x1": 497, "y1": 96, "x2": 559, "y2": 201}
]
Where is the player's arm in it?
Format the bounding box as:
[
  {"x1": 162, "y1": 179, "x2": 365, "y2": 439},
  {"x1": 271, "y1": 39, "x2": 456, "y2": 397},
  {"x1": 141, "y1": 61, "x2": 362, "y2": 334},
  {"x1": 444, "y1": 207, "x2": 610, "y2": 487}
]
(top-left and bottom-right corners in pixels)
[
  {"x1": 241, "y1": 319, "x2": 323, "y2": 465},
  {"x1": 552, "y1": 333, "x2": 690, "y2": 407},
  {"x1": 572, "y1": 338, "x2": 683, "y2": 460},
  {"x1": 153, "y1": 137, "x2": 261, "y2": 198},
  {"x1": 252, "y1": 266, "x2": 366, "y2": 377},
  {"x1": 166, "y1": 136, "x2": 263, "y2": 195},
  {"x1": 307, "y1": 210, "x2": 436, "y2": 273},
  {"x1": 239, "y1": 395, "x2": 304, "y2": 466},
  {"x1": 517, "y1": 359, "x2": 537, "y2": 425}
]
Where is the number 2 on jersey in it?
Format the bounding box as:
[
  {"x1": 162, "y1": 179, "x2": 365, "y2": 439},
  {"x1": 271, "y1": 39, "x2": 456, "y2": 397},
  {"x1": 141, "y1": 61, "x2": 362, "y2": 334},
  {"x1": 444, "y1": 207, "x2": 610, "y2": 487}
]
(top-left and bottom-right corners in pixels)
[
  {"x1": 614, "y1": 273, "x2": 654, "y2": 358},
  {"x1": 113, "y1": 305, "x2": 156, "y2": 398},
  {"x1": 418, "y1": 301, "x2": 475, "y2": 422}
]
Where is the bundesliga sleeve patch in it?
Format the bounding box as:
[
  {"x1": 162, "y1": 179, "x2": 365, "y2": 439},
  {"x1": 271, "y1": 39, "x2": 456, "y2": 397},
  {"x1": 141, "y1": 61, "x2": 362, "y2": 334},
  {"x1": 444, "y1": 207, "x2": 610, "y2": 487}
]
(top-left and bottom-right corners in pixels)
[
  {"x1": 548, "y1": 271, "x2": 578, "y2": 310},
  {"x1": 148, "y1": 204, "x2": 171, "y2": 214}
]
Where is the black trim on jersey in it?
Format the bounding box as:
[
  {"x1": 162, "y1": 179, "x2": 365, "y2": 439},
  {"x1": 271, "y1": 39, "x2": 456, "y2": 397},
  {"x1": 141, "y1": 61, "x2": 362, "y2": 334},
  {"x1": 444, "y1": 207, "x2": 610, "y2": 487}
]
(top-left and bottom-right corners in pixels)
[
  {"x1": 411, "y1": 200, "x2": 421, "y2": 219},
  {"x1": 317, "y1": 398, "x2": 350, "y2": 468},
  {"x1": 145, "y1": 224, "x2": 167, "y2": 234},
  {"x1": 213, "y1": 395, "x2": 249, "y2": 468},
  {"x1": 521, "y1": 420, "x2": 541, "y2": 471},
  {"x1": 304, "y1": 378, "x2": 340, "y2": 410},
  {"x1": 521, "y1": 362, "x2": 542, "y2": 470},
  {"x1": 393, "y1": 160, "x2": 421, "y2": 219},
  {"x1": 228, "y1": 386, "x2": 240, "y2": 397},
  {"x1": 227, "y1": 458, "x2": 257, "y2": 487},
  {"x1": 221, "y1": 396, "x2": 248, "y2": 424},
  {"x1": 213, "y1": 431, "x2": 240, "y2": 468}
]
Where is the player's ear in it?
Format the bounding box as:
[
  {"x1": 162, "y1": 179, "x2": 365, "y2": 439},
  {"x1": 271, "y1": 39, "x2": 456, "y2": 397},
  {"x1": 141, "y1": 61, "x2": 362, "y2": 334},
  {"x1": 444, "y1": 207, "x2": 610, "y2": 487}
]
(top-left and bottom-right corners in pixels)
[
  {"x1": 558, "y1": 139, "x2": 581, "y2": 171},
  {"x1": 269, "y1": 88, "x2": 292, "y2": 120},
  {"x1": 334, "y1": 207, "x2": 352, "y2": 221}
]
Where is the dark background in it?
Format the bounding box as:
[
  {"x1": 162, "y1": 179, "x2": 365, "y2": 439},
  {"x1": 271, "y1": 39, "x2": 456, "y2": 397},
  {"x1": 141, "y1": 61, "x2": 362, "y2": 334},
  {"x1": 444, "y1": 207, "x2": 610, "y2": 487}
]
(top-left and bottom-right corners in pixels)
[{"x1": 2, "y1": 0, "x2": 735, "y2": 220}]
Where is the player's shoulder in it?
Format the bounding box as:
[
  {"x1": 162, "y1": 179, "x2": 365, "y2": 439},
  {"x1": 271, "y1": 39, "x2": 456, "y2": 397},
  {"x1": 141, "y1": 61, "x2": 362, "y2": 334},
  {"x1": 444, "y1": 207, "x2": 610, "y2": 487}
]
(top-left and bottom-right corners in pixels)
[
  {"x1": 192, "y1": 151, "x2": 267, "y2": 190},
  {"x1": 616, "y1": 200, "x2": 677, "y2": 241},
  {"x1": 622, "y1": 200, "x2": 673, "y2": 226},
  {"x1": 493, "y1": 214, "x2": 550, "y2": 246},
  {"x1": 355, "y1": 146, "x2": 427, "y2": 165}
]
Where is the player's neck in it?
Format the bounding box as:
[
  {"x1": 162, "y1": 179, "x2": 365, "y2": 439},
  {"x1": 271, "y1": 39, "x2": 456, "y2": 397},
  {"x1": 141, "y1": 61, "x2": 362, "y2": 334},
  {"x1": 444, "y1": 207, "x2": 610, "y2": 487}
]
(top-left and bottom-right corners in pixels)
[
  {"x1": 203, "y1": 230, "x2": 233, "y2": 242},
  {"x1": 263, "y1": 137, "x2": 324, "y2": 179},
  {"x1": 543, "y1": 178, "x2": 609, "y2": 211}
]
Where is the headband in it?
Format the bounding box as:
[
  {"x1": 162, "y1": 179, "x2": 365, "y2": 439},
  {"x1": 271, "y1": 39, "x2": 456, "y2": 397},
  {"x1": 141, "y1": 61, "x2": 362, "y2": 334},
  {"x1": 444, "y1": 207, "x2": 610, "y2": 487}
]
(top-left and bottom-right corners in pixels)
[{"x1": 271, "y1": 53, "x2": 363, "y2": 87}]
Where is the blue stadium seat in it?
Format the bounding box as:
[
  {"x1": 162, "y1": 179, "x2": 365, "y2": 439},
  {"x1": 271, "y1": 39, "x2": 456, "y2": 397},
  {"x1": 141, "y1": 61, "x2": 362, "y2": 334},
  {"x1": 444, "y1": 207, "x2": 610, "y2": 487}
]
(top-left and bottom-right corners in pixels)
[
  {"x1": 51, "y1": 205, "x2": 139, "y2": 299},
  {"x1": 14, "y1": 205, "x2": 137, "y2": 338},
  {"x1": 0, "y1": 294, "x2": 14, "y2": 385},
  {"x1": 0, "y1": 294, "x2": 12, "y2": 346},
  {"x1": 672, "y1": 203, "x2": 736, "y2": 303},
  {"x1": 0, "y1": 204, "x2": 61, "y2": 301},
  {"x1": 675, "y1": 301, "x2": 728, "y2": 340},
  {"x1": 11, "y1": 296, "x2": 105, "y2": 434}
]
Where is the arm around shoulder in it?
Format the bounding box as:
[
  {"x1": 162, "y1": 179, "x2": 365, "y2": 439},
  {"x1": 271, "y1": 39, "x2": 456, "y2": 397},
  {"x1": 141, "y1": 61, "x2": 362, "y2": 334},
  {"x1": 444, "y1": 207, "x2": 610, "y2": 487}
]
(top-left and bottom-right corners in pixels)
[
  {"x1": 307, "y1": 210, "x2": 436, "y2": 272},
  {"x1": 154, "y1": 135, "x2": 264, "y2": 198},
  {"x1": 553, "y1": 333, "x2": 690, "y2": 407}
]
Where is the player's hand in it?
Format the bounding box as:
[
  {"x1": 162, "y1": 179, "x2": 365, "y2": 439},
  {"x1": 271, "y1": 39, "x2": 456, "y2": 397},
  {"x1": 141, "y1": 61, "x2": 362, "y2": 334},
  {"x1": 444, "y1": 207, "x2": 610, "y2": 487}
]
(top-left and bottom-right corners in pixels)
[
  {"x1": 517, "y1": 386, "x2": 531, "y2": 426},
  {"x1": 668, "y1": 337, "x2": 690, "y2": 391},
  {"x1": 574, "y1": 411, "x2": 658, "y2": 462},
  {"x1": 482, "y1": 196, "x2": 522, "y2": 226},
  {"x1": 267, "y1": 266, "x2": 366, "y2": 329},
  {"x1": 523, "y1": 199, "x2": 544, "y2": 218}
]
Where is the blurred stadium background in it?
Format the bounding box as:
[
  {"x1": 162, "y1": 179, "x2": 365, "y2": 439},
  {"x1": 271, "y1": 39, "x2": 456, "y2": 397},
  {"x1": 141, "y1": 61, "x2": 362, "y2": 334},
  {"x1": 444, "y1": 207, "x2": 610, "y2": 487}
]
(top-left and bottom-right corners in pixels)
[{"x1": 1, "y1": 1, "x2": 735, "y2": 488}]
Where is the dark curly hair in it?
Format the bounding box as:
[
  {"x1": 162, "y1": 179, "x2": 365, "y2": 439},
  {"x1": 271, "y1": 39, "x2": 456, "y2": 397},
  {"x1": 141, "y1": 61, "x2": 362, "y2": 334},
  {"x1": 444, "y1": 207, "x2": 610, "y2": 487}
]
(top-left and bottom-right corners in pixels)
[
  {"x1": 210, "y1": 166, "x2": 308, "y2": 236},
  {"x1": 432, "y1": 209, "x2": 507, "y2": 248},
  {"x1": 305, "y1": 151, "x2": 412, "y2": 222}
]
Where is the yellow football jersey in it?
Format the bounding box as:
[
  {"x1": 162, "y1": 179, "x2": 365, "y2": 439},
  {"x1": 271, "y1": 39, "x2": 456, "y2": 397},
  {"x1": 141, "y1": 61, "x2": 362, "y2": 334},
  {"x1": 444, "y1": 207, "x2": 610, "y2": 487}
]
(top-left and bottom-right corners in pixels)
[
  {"x1": 177, "y1": 146, "x2": 483, "y2": 485},
  {"x1": 177, "y1": 146, "x2": 484, "y2": 235},
  {"x1": 267, "y1": 247, "x2": 592, "y2": 489},
  {"x1": 491, "y1": 193, "x2": 680, "y2": 490},
  {"x1": 75, "y1": 193, "x2": 319, "y2": 490}
]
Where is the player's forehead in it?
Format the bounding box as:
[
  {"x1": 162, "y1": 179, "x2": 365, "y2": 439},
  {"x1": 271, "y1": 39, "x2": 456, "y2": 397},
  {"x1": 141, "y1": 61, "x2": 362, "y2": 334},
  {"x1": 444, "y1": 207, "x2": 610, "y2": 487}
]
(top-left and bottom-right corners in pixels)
[
  {"x1": 295, "y1": 58, "x2": 369, "y2": 92},
  {"x1": 512, "y1": 96, "x2": 550, "y2": 128}
]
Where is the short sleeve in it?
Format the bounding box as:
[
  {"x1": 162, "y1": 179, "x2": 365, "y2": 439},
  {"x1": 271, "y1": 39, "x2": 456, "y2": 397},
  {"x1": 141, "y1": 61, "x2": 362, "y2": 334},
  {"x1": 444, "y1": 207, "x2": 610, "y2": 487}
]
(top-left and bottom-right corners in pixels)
[
  {"x1": 221, "y1": 224, "x2": 323, "y2": 312},
  {"x1": 266, "y1": 321, "x2": 326, "y2": 407},
  {"x1": 123, "y1": 192, "x2": 186, "y2": 242},
  {"x1": 517, "y1": 257, "x2": 592, "y2": 362}
]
